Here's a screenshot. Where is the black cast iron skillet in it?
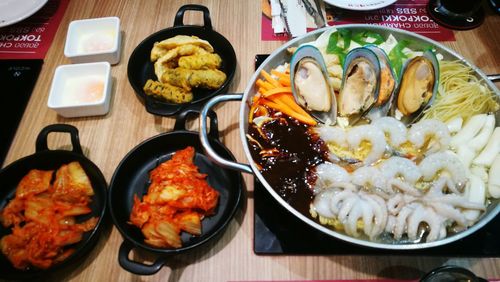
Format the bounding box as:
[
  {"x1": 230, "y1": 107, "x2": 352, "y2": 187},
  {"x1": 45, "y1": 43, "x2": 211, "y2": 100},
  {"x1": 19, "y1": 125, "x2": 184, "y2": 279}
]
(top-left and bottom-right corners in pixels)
[
  {"x1": 109, "y1": 110, "x2": 243, "y2": 275},
  {"x1": 127, "y1": 4, "x2": 237, "y2": 117},
  {"x1": 0, "y1": 124, "x2": 107, "y2": 280}
]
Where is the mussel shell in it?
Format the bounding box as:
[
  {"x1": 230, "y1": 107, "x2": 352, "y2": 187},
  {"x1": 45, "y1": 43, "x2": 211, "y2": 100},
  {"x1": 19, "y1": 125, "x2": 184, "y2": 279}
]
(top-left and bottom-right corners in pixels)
[
  {"x1": 290, "y1": 45, "x2": 338, "y2": 124},
  {"x1": 390, "y1": 50, "x2": 439, "y2": 125},
  {"x1": 364, "y1": 45, "x2": 397, "y2": 121},
  {"x1": 338, "y1": 47, "x2": 381, "y2": 125}
]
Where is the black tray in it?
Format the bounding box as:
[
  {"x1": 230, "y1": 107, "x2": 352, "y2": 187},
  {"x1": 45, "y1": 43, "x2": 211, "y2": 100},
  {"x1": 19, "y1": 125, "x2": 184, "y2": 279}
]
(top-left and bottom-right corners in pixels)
[{"x1": 0, "y1": 59, "x2": 43, "y2": 166}]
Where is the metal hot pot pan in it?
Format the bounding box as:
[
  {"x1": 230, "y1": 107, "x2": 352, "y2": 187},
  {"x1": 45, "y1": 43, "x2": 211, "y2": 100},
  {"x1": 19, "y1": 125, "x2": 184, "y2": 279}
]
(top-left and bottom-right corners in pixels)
[{"x1": 199, "y1": 24, "x2": 500, "y2": 250}]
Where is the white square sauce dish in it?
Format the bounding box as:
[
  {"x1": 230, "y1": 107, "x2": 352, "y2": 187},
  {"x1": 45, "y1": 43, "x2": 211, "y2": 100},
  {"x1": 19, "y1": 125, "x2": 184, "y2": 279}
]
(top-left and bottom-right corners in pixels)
[
  {"x1": 48, "y1": 62, "x2": 112, "y2": 118},
  {"x1": 64, "y1": 17, "x2": 121, "y2": 64}
]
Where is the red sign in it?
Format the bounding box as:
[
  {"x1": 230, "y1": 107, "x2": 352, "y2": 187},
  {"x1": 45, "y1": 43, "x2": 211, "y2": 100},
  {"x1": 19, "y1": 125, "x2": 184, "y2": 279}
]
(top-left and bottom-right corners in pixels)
[
  {"x1": 261, "y1": 0, "x2": 455, "y2": 42},
  {"x1": 0, "y1": 0, "x2": 69, "y2": 60},
  {"x1": 330, "y1": 0, "x2": 455, "y2": 41}
]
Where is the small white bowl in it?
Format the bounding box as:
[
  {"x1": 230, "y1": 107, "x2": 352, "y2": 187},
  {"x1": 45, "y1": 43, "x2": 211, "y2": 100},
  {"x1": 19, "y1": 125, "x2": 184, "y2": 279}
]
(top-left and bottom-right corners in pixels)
[
  {"x1": 48, "y1": 62, "x2": 112, "y2": 118},
  {"x1": 64, "y1": 17, "x2": 121, "y2": 64}
]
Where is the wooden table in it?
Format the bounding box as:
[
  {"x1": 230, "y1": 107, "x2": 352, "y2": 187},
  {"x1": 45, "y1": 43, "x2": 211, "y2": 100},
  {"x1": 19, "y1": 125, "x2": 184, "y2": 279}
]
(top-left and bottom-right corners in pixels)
[{"x1": 3, "y1": 0, "x2": 500, "y2": 281}]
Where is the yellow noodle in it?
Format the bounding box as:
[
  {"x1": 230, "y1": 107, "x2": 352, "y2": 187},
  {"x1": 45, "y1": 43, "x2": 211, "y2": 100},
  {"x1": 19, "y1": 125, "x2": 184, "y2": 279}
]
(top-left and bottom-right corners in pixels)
[{"x1": 423, "y1": 61, "x2": 499, "y2": 122}]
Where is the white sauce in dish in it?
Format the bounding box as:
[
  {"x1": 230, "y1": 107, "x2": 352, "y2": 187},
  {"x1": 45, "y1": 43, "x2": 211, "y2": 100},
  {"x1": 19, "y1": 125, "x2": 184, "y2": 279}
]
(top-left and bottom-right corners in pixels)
[
  {"x1": 77, "y1": 31, "x2": 115, "y2": 53},
  {"x1": 61, "y1": 75, "x2": 104, "y2": 105}
]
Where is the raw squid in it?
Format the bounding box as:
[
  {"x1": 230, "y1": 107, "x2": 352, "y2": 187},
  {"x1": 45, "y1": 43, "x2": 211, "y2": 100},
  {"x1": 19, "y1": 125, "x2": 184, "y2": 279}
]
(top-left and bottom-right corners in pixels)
[
  {"x1": 311, "y1": 151, "x2": 484, "y2": 242},
  {"x1": 312, "y1": 188, "x2": 387, "y2": 239},
  {"x1": 310, "y1": 113, "x2": 495, "y2": 243}
]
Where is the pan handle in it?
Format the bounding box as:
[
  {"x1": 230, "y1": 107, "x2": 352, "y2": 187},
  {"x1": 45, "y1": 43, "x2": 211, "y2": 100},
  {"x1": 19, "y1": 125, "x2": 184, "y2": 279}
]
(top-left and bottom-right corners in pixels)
[
  {"x1": 174, "y1": 4, "x2": 213, "y2": 30},
  {"x1": 145, "y1": 96, "x2": 182, "y2": 117},
  {"x1": 174, "y1": 109, "x2": 220, "y2": 140},
  {"x1": 118, "y1": 240, "x2": 167, "y2": 275},
  {"x1": 200, "y1": 94, "x2": 253, "y2": 174},
  {"x1": 35, "y1": 124, "x2": 83, "y2": 155}
]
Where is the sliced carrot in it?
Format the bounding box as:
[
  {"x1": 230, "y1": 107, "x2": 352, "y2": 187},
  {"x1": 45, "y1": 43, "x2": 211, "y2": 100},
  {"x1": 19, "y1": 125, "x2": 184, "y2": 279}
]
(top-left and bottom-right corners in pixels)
[
  {"x1": 278, "y1": 76, "x2": 291, "y2": 86},
  {"x1": 260, "y1": 70, "x2": 281, "y2": 88},
  {"x1": 270, "y1": 70, "x2": 292, "y2": 87},
  {"x1": 252, "y1": 94, "x2": 262, "y2": 104},
  {"x1": 262, "y1": 86, "x2": 292, "y2": 98},
  {"x1": 274, "y1": 93, "x2": 315, "y2": 120},
  {"x1": 261, "y1": 99, "x2": 317, "y2": 126},
  {"x1": 256, "y1": 79, "x2": 274, "y2": 92},
  {"x1": 271, "y1": 70, "x2": 288, "y2": 80}
]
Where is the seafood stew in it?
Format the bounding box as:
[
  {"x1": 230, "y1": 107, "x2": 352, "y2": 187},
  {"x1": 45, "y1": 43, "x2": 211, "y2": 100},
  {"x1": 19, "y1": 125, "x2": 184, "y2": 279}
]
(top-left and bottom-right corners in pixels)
[{"x1": 241, "y1": 25, "x2": 500, "y2": 249}]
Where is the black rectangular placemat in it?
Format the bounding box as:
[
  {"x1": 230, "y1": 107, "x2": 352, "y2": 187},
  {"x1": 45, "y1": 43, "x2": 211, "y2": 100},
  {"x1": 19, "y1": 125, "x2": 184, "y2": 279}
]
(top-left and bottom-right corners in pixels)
[
  {"x1": 0, "y1": 59, "x2": 43, "y2": 166},
  {"x1": 254, "y1": 179, "x2": 500, "y2": 256}
]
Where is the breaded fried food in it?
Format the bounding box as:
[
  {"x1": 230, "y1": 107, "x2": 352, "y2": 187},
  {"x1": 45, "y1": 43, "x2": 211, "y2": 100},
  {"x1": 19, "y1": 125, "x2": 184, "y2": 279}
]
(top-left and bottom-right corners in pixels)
[
  {"x1": 150, "y1": 35, "x2": 214, "y2": 61},
  {"x1": 178, "y1": 53, "x2": 222, "y2": 70},
  {"x1": 161, "y1": 68, "x2": 227, "y2": 91},
  {"x1": 143, "y1": 79, "x2": 193, "y2": 103},
  {"x1": 153, "y1": 44, "x2": 210, "y2": 80}
]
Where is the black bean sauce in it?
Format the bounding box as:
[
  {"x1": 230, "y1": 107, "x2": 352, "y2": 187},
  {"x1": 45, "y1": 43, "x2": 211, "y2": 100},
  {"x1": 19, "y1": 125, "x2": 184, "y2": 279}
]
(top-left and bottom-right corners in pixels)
[{"x1": 248, "y1": 115, "x2": 328, "y2": 214}]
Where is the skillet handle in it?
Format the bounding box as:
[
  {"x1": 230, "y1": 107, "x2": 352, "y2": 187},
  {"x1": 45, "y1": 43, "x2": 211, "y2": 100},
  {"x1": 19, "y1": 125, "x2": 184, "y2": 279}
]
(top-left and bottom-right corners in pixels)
[
  {"x1": 174, "y1": 4, "x2": 213, "y2": 30},
  {"x1": 35, "y1": 124, "x2": 83, "y2": 155},
  {"x1": 145, "y1": 96, "x2": 182, "y2": 117},
  {"x1": 118, "y1": 240, "x2": 167, "y2": 275},
  {"x1": 174, "y1": 109, "x2": 220, "y2": 140},
  {"x1": 200, "y1": 94, "x2": 253, "y2": 174}
]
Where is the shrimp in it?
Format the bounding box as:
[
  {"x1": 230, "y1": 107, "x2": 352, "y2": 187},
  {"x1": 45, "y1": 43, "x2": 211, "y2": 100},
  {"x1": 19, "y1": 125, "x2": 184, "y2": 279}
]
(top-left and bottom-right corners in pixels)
[
  {"x1": 315, "y1": 126, "x2": 352, "y2": 163},
  {"x1": 346, "y1": 125, "x2": 387, "y2": 166},
  {"x1": 407, "y1": 119, "x2": 450, "y2": 154},
  {"x1": 314, "y1": 126, "x2": 347, "y2": 147},
  {"x1": 371, "y1": 117, "x2": 407, "y2": 147},
  {"x1": 314, "y1": 162, "x2": 351, "y2": 192},
  {"x1": 419, "y1": 151, "x2": 467, "y2": 191},
  {"x1": 379, "y1": 156, "x2": 421, "y2": 185},
  {"x1": 351, "y1": 166, "x2": 389, "y2": 192}
]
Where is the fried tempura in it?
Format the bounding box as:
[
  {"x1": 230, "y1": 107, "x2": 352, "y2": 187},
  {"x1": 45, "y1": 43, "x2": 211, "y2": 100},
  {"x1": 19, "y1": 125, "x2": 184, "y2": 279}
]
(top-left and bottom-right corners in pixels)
[
  {"x1": 147, "y1": 35, "x2": 227, "y2": 104},
  {"x1": 178, "y1": 53, "x2": 222, "y2": 70},
  {"x1": 161, "y1": 68, "x2": 226, "y2": 91},
  {"x1": 153, "y1": 44, "x2": 210, "y2": 79},
  {"x1": 150, "y1": 35, "x2": 214, "y2": 61},
  {"x1": 143, "y1": 79, "x2": 193, "y2": 103}
]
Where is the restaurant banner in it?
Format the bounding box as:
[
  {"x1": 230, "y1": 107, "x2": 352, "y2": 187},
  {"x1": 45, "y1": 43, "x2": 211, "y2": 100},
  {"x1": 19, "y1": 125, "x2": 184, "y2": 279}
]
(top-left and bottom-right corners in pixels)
[
  {"x1": 0, "y1": 0, "x2": 69, "y2": 60},
  {"x1": 261, "y1": 0, "x2": 455, "y2": 42}
]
